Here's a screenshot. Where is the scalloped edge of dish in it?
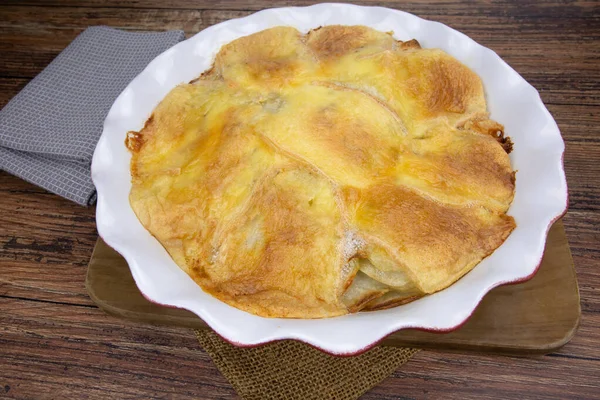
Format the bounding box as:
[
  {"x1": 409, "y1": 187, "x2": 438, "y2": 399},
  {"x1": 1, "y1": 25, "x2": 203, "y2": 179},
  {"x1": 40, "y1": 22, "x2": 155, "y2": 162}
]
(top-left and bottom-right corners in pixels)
[{"x1": 92, "y1": 3, "x2": 568, "y2": 355}]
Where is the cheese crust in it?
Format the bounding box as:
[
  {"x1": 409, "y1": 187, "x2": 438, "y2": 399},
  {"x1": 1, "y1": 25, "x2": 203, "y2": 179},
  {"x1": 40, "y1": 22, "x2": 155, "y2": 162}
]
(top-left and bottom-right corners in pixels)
[{"x1": 127, "y1": 26, "x2": 516, "y2": 318}]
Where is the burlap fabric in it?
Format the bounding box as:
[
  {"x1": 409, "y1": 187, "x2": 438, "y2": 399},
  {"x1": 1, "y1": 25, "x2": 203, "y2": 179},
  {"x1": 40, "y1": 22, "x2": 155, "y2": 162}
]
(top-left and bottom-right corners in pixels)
[{"x1": 195, "y1": 330, "x2": 419, "y2": 400}]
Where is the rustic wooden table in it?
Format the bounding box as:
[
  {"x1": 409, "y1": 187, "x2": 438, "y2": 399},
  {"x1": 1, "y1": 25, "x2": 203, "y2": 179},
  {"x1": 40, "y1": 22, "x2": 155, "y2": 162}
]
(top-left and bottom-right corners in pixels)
[{"x1": 1, "y1": 1, "x2": 599, "y2": 399}]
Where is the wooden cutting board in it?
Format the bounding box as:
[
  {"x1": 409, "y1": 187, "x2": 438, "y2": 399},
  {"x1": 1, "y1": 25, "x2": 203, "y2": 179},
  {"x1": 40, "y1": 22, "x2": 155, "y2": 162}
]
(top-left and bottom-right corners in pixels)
[{"x1": 86, "y1": 220, "x2": 580, "y2": 354}]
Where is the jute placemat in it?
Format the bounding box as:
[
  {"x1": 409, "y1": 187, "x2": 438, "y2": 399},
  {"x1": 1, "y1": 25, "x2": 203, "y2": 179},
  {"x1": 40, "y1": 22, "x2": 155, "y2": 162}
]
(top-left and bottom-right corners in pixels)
[{"x1": 195, "y1": 330, "x2": 419, "y2": 400}]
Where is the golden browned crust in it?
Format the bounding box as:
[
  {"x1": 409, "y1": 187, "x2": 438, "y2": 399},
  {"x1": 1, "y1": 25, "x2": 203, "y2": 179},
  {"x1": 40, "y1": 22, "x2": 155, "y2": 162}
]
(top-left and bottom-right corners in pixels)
[
  {"x1": 128, "y1": 25, "x2": 516, "y2": 318},
  {"x1": 306, "y1": 25, "x2": 396, "y2": 58},
  {"x1": 363, "y1": 293, "x2": 423, "y2": 311}
]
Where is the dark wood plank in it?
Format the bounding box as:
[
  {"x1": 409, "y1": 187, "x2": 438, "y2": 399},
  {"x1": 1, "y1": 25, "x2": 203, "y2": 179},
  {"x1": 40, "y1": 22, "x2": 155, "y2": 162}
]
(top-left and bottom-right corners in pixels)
[
  {"x1": 378, "y1": 348, "x2": 600, "y2": 400},
  {"x1": 1, "y1": 5, "x2": 597, "y2": 111},
  {"x1": 1, "y1": 5, "x2": 599, "y2": 109},
  {"x1": 0, "y1": 6, "x2": 204, "y2": 36},
  {"x1": 0, "y1": 297, "x2": 237, "y2": 399},
  {"x1": 1, "y1": 0, "x2": 598, "y2": 16},
  {"x1": 0, "y1": 78, "x2": 28, "y2": 108},
  {"x1": 563, "y1": 141, "x2": 600, "y2": 212},
  {"x1": 1, "y1": 294, "x2": 597, "y2": 400},
  {"x1": 563, "y1": 212, "x2": 600, "y2": 322},
  {"x1": 0, "y1": 172, "x2": 97, "y2": 306}
]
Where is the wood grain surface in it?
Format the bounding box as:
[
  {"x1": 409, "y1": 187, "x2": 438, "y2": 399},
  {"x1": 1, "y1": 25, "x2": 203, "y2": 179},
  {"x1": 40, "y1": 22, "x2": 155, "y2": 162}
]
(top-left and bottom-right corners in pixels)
[
  {"x1": 0, "y1": 1, "x2": 599, "y2": 399},
  {"x1": 86, "y1": 221, "x2": 580, "y2": 354}
]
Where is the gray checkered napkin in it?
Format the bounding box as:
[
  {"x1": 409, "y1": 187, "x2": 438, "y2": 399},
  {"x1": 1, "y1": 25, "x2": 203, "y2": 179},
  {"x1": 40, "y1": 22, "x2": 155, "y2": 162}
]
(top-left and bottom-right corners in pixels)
[{"x1": 0, "y1": 26, "x2": 185, "y2": 205}]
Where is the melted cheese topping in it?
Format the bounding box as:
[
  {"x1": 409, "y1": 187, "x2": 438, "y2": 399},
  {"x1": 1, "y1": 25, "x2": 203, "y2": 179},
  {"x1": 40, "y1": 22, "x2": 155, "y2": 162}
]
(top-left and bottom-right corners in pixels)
[{"x1": 127, "y1": 26, "x2": 516, "y2": 318}]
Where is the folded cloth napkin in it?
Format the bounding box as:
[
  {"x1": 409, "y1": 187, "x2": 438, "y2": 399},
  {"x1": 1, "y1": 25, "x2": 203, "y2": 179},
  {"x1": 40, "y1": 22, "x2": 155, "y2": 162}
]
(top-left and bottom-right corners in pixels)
[{"x1": 0, "y1": 26, "x2": 185, "y2": 205}]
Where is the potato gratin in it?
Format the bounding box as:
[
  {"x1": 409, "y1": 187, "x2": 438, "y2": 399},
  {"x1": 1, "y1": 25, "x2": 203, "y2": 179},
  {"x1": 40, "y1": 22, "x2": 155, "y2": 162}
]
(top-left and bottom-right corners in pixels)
[{"x1": 126, "y1": 25, "x2": 516, "y2": 318}]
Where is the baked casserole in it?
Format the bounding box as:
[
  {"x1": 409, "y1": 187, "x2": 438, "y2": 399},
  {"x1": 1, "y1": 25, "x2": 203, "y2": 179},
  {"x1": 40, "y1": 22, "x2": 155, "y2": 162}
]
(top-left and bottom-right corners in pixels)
[{"x1": 126, "y1": 25, "x2": 516, "y2": 318}]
